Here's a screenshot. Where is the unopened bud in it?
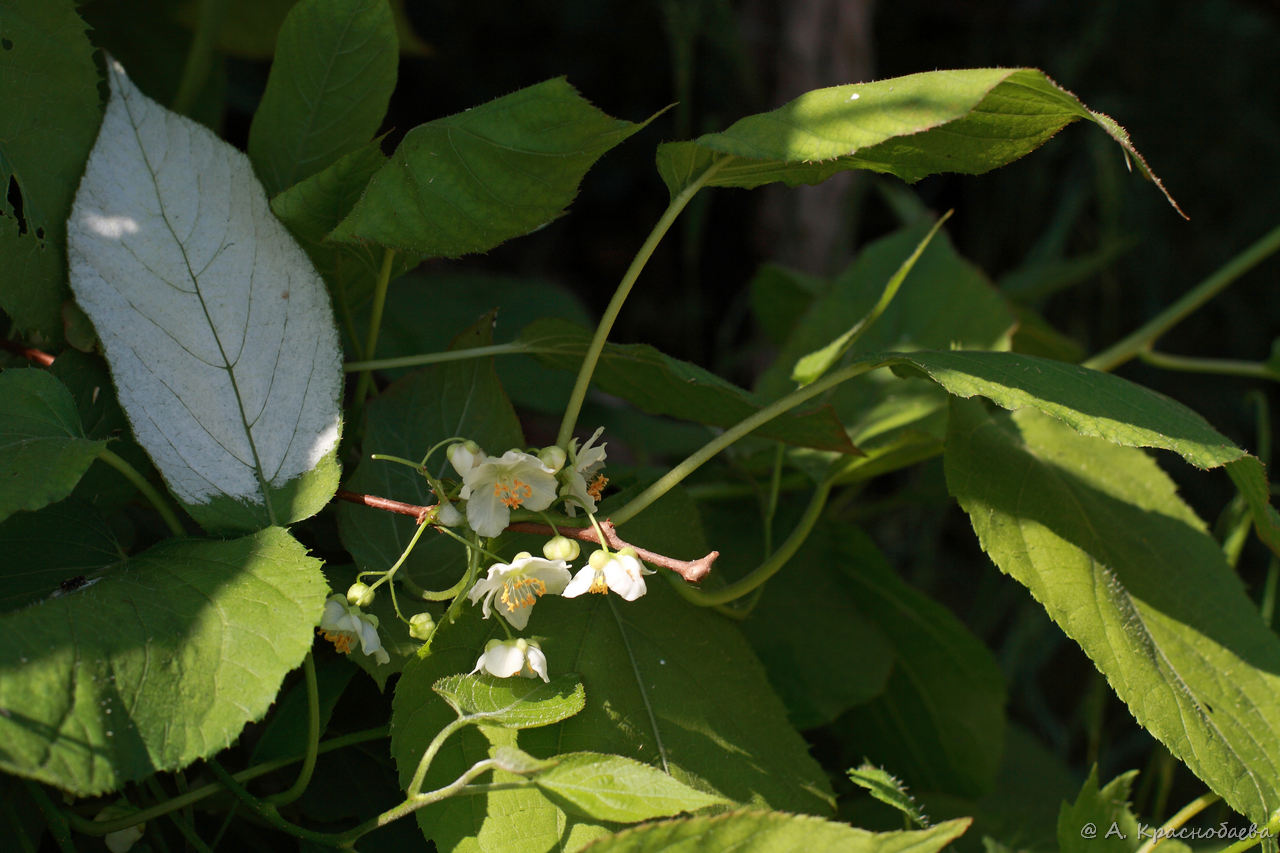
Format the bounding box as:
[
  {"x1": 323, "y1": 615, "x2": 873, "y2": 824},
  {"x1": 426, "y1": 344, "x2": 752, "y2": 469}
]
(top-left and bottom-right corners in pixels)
[
  {"x1": 346, "y1": 582, "x2": 375, "y2": 608},
  {"x1": 542, "y1": 535, "x2": 580, "y2": 561},
  {"x1": 588, "y1": 549, "x2": 611, "y2": 570},
  {"x1": 446, "y1": 441, "x2": 482, "y2": 475},
  {"x1": 539, "y1": 445, "x2": 567, "y2": 473},
  {"x1": 409, "y1": 612, "x2": 435, "y2": 640}
]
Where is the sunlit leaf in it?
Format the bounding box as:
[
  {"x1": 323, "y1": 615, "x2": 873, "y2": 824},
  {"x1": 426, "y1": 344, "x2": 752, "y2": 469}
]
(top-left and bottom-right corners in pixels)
[
  {"x1": 533, "y1": 752, "x2": 728, "y2": 822},
  {"x1": 1057, "y1": 768, "x2": 1140, "y2": 853},
  {"x1": 433, "y1": 673, "x2": 585, "y2": 728},
  {"x1": 0, "y1": 527, "x2": 328, "y2": 796},
  {"x1": 66, "y1": 61, "x2": 343, "y2": 533},
  {"x1": 945, "y1": 401, "x2": 1280, "y2": 823},
  {"x1": 657, "y1": 68, "x2": 1181, "y2": 219}
]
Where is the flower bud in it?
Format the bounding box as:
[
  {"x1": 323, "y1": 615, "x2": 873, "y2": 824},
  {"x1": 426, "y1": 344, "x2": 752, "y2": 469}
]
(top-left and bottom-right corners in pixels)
[
  {"x1": 346, "y1": 582, "x2": 375, "y2": 608},
  {"x1": 447, "y1": 440, "x2": 482, "y2": 476},
  {"x1": 617, "y1": 546, "x2": 639, "y2": 560},
  {"x1": 588, "y1": 548, "x2": 611, "y2": 570},
  {"x1": 542, "y1": 535, "x2": 580, "y2": 561},
  {"x1": 409, "y1": 611, "x2": 435, "y2": 640},
  {"x1": 539, "y1": 445, "x2": 567, "y2": 473}
]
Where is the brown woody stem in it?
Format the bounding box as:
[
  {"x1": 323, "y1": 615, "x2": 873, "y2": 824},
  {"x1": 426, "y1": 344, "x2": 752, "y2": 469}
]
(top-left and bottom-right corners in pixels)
[{"x1": 334, "y1": 490, "x2": 716, "y2": 582}]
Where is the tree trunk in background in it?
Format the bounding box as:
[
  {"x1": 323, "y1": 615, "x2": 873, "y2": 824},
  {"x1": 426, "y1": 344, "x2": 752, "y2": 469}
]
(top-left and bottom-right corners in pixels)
[{"x1": 745, "y1": 0, "x2": 876, "y2": 275}]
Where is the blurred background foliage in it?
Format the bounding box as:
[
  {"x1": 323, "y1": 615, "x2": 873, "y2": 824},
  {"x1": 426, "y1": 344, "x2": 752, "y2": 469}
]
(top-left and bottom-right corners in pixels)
[{"x1": 73, "y1": 0, "x2": 1280, "y2": 842}]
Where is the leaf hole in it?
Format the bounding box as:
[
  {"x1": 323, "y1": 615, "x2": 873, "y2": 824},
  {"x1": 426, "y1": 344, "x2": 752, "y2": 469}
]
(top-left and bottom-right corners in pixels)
[{"x1": 5, "y1": 176, "x2": 28, "y2": 235}]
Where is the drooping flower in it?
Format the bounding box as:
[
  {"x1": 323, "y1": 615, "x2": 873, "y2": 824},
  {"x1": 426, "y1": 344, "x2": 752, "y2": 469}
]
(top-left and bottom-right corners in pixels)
[
  {"x1": 472, "y1": 637, "x2": 550, "y2": 682},
  {"x1": 562, "y1": 548, "x2": 653, "y2": 602},
  {"x1": 455, "y1": 448, "x2": 558, "y2": 537},
  {"x1": 467, "y1": 552, "x2": 571, "y2": 630},
  {"x1": 319, "y1": 595, "x2": 390, "y2": 665},
  {"x1": 559, "y1": 427, "x2": 608, "y2": 516}
]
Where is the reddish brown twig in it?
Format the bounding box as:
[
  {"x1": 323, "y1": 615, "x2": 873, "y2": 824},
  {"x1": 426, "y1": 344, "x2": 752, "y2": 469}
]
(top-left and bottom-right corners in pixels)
[
  {"x1": 506, "y1": 520, "x2": 717, "y2": 583},
  {"x1": 1, "y1": 339, "x2": 55, "y2": 367},
  {"x1": 336, "y1": 489, "x2": 435, "y2": 524},
  {"x1": 334, "y1": 489, "x2": 716, "y2": 583}
]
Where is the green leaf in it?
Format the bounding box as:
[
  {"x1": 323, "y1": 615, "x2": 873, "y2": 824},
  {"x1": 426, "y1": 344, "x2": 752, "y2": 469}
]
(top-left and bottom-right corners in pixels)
[
  {"x1": 581, "y1": 811, "x2": 971, "y2": 853},
  {"x1": 0, "y1": 497, "x2": 124, "y2": 614},
  {"x1": 944, "y1": 400, "x2": 1280, "y2": 824},
  {"x1": 848, "y1": 764, "x2": 930, "y2": 829},
  {"x1": 433, "y1": 673, "x2": 585, "y2": 728},
  {"x1": 0, "y1": 369, "x2": 106, "y2": 523},
  {"x1": 792, "y1": 212, "x2": 950, "y2": 386},
  {"x1": 329, "y1": 78, "x2": 651, "y2": 258},
  {"x1": 0, "y1": 527, "x2": 328, "y2": 796},
  {"x1": 1057, "y1": 768, "x2": 1141, "y2": 853},
  {"x1": 0, "y1": 0, "x2": 101, "y2": 340},
  {"x1": 533, "y1": 752, "x2": 728, "y2": 823},
  {"x1": 391, "y1": 490, "x2": 834, "y2": 851},
  {"x1": 248, "y1": 0, "x2": 397, "y2": 196},
  {"x1": 655, "y1": 68, "x2": 1181, "y2": 218},
  {"x1": 67, "y1": 61, "x2": 343, "y2": 533},
  {"x1": 749, "y1": 263, "x2": 827, "y2": 347},
  {"x1": 839, "y1": 527, "x2": 1006, "y2": 797},
  {"x1": 337, "y1": 317, "x2": 523, "y2": 591},
  {"x1": 522, "y1": 318, "x2": 857, "y2": 454}
]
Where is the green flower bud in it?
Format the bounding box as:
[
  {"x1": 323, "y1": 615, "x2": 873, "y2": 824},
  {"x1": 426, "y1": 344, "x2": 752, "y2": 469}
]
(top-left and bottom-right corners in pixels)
[
  {"x1": 409, "y1": 612, "x2": 435, "y2": 641},
  {"x1": 539, "y1": 445, "x2": 567, "y2": 473},
  {"x1": 346, "y1": 582, "x2": 375, "y2": 608},
  {"x1": 542, "y1": 535, "x2": 580, "y2": 561},
  {"x1": 588, "y1": 548, "x2": 611, "y2": 570}
]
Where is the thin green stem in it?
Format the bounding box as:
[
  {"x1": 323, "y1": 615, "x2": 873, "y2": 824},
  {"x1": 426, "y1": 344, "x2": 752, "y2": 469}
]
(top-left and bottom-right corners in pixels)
[
  {"x1": 407, "y1": 717, "x2": 471, "y2": 797},
  {"x1": 1134, "y1": 793, "x2": 1220, "y2": 853},
  {"x1": 149, "y1": 777, "x2": 213, "y2": 853},
  {"x1": 1137, "y1": 350, "x2": 1279, "y2": 381},
  {"x1": 344, "y1": 342, "x2": 536, "y2": 373},
  {"x1": 65, "y1": 727, "x2": 389, "y2": 837},
  {"x1": 670, "y1": 480, "x2": 833, "y2": 606},
  {"x1": 611, "y1": 360, "x2": 874, "y2": 525},
  {"x1": 556, "y1": 157, "x2": 731, "y2": 448},
  {"x1": 206, "y1": 760, "x2": 347, "y2": 848},
  {"x1": 265, "y1": 653, "x2": 320, "y2": 806},
  {"x1": 171, "y1": 0, "x2": 227, "y2": 116},
  {"x1": 1085, "y1": 222, "x2": 1280, "y2": 372},
  {"x1": 369, "y1": 453, "x2": 424, "y2": 470},
  {"x1": 98, "y1": 447, "x2": 185, "y2": 536},
  {"x1": 336, "y1": 758, "x2": 506, "y2": 847},
  {"x1": 353, "y1": 249, "x2": 397, "y2": 406}
]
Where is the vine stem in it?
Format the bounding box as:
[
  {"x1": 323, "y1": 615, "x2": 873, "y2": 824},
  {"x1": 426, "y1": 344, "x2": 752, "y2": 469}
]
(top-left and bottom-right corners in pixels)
[
  {"x1": 264, "y1": 653, "x2": 319, "y2": 806},
  {"x1": 1212, "y1": 810, "x2": 1280, "y2": 853},
  {"x1": 344, "y1": 342, "x2": 539, "y2": 373},
  {"x1": 1084, "y1": 221, "x2": 1280, "y2": 372},
  {"x1": 1137, "y1": 350, "x2": 1279, "y2": 382},
  {"x1": 555, "y1": 157, "x2": 731, "y2": 449},
  {"x1": 353, "y1": 248, "x2": 397, "y2": 406},
  {"x1": 609, "y1": 359, "x2": 875, "y2": 526},
  {"x1": 1133, "y1": 792, "x2": 1219, "y2": 853},
  {"x1": 98, "y1": 447, "x2": 185, "y2": 536}
]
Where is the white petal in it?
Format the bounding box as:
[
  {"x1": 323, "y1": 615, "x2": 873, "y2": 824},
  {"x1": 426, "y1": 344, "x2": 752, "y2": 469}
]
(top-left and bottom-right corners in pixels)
[
  {"x1": 466, "y1": 488, "x2": 510, "y2": 538},
  {"x1": 437, "y1": 501, "x2": 464, "y2": 527},
  {"x1": 498, "y1": 596, "x2": 533, "y2": 630},
  {"x1": 604, "y1": 555, "x2": 649, "y2": 601},
  {"x1": 561, "y1": 566, "x2": 598, "y2": 598},
  {"x1": 480, "y1": 643, "x2": 526, "y2": 678},
  {"x1": 318, "y1": 597, "x2": 348, "y2": 631},
  {"x1": 524, "y1": 646, "x2": 550, "y2": 682},
  {"x1": 354, "y1": 617, "x2": 385, "y2": 659}
]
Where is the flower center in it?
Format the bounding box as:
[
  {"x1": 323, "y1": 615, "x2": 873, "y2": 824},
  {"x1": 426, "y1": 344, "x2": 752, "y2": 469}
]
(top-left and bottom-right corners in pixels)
[
  {"x1": 320, "y1": 628, "x2": 353, "y2": 654},
  {"x1": 494, "y1": 477, "x2": 534, "y2": 509},
  {"x1": 587, "y1": 569, "x2": 609, "y2": 595},
  {"x1": 587, "y1": 474, "x2": 608, "y2": 501},
  {"x1": 500, "y1": 576, "x2": 548, "y2": 610}
]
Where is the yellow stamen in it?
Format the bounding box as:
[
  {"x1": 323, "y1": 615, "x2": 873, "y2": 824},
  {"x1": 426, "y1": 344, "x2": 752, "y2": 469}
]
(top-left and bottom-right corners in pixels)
[
  {"x1": 494, "y1": 477, "x2": 534, "y2": 509},
  {"x1": 500, "y1": 576, "x2": 547, "y2": 610},
  {"x1": 320, "y1": 628, "x2": 353, "y2": 655},
  {"x1": 587, "y1": 474, "x2": 608, "y2": 501},
  {"x1": 588, "y1": 571, "x2": 609, "y2": 595}
]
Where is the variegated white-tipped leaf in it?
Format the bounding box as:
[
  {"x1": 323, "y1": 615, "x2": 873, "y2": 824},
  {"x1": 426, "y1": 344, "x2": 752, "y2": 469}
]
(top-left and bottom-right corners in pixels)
[{"x1": 67, "y1": 61, "x2": 341, "y2": 532}]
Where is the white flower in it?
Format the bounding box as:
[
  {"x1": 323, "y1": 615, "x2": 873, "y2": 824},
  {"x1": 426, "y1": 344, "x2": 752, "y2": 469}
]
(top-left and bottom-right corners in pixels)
[
  {"x1": 467, "y1": 552, "x2": 571, "y2": 630},
  {"x1": 472, "y1": 638, "x2": 550, "y2": 682},
  {"x1": 319, "y1": 595, "x2": 390, "y2": 665},
  {"x1": 559, "y1": 427, "x2": 608, "y2": 516},
  {"x1": 562, "y1": 548, "x2": 653, "y2": 602},
  {"x1": 436, "y1": 500, "x2": 464, "y2": 527},
  {"x1": 455, "y1": 448, "x2": 558, "y2": 537}
]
